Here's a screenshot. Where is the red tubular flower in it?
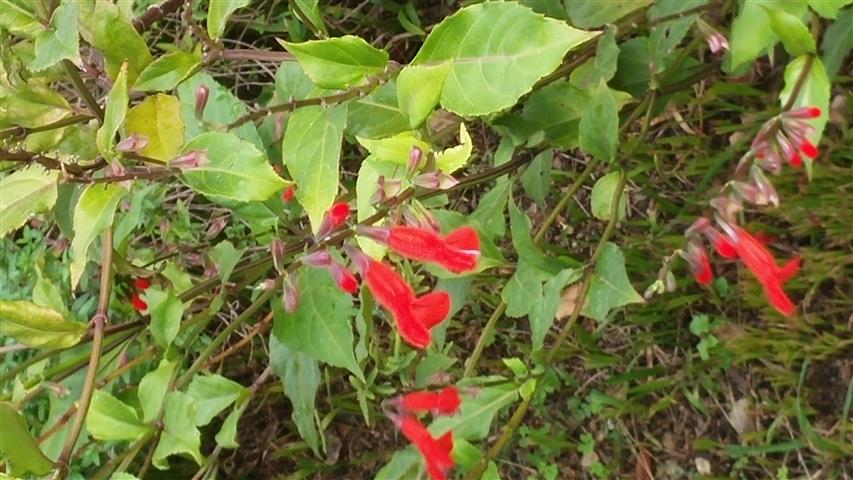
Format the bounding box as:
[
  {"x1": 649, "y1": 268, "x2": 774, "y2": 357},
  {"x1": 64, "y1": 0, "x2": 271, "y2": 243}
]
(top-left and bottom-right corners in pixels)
[
  {"x1": 346, "y1": 246, "x2": 450, "y2": 349},
  {"x1": 682, "y1": 241, "x2": 713, "y2": 286},
  {"x1": 315, "y1": 202, "x2": 351, "y2": 239},
  {"x1": 786, "y1": 106, "x2": 821, "y2": 119},
  {"x1": 394, "y1": 414, "x2": 454, "y2": 480},
  {"x1": 719, "y1": 222, "x2": 799, "y2": 317},
  {"x1": 130, "y1": 292, "x2": 148, "y2": 311},
  {"x1": 327, "y1": 261, "x2": 359, "y2": 294},
  {"x1": 400, "y1": 387, "x2": 461, "y2": 416},
  {"x1": 282, "y1": 184, "x2": 296, "y2": 202},
  {"x1": 134, "y1": 278, "x2": 151, "y2": 291},
  {"x1": 358, "y1": 225, "x2": 480, "y2": 274},
  {"x1": 703, "y1": 227, "x2": 738, "y2": 260}
]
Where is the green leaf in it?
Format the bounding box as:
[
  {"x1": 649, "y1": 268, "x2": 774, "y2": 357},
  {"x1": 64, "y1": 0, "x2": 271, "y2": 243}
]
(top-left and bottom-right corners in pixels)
[
  {"x1": 354, "y1": 157, "x2": 390, "y2": 259},
  {"x1": 87, "y1": 390, "x2": 150, "y2": 441},
  {"x1": 33, "y1": 264, "x2": 69, "y2": 318},
  {"x1": 153, "y1": 391, "x2": 203, "y2": 469},
  {"x1": 124, "y1": 93, "x2": 185, "y2": 161},
  {"x1": 180, "y1": 131, "x2": 286, "y2": 202},
  {"x1": 411, "y1": 2, "x2": 598, "y2": 116},
  {"x1": 209, "y1": 240, "x2": 245, "y2": 287},
  {"x1": 0, "y1": 166, "x2": 59, "y2": 238},
  {"x1": 282, "y1": 104, "x2": 346, "y2": 232},
  {"x1": 110, "y1": 473, "x2": 141, "y2": 480},
  {"x1": 134, "y1": 51, "x2": 202, "y2": 92},
  {"x1": 566, "y1": 0, "x2": 653, "y2": 28},
  {"x1": 470, "y1": 177, "x2": 510, "y2": 240},
  {"x1": 0, "y1": 0, "x2": 43, "y2": 38},
  {"x1": 270, "y1": 335, "x2": 322, "y2": 455},
  {"x1": 581, "y1": 243, "x2": 644, "y2": 322},
  {"x1": 86, "y1": 0, "x2": 152, "y2": 82},
  {"x1": 357, "y1": 131, "x2": 431, "y2": 166},
  {"x1": 280, "y1": 35, "x2": 389, "y2": 89},
  {"x1": 396, "y1": 62, "x2": 452, "y2": 128},
  {"x1": 0, "y1": 300, "x2": 84, "y2": 349},
  {"x1": 808, "y1": 0, "x2": 852, "y2": 18},
  {"x1": 214, "y1": 404, "x2": 243, "y2": 449},
  {"x1": 508, "y1": 199, "x2": 560, "y2": 276},
  {"x1": 520, "y1": 149, "x2": 551, "y2": 206},
  {"x1": 529, "y1": 268, "x2": 583, "y2": 351},
  {"x1": 375, "y1": 448, "x2": 421, "y2": 480},
  {"x1": 345, "y1": 79, "x2": 410, "y2": 139},
  {"x1": 272, "y1": 268, "x2": 364, "y2": 381},
  {"x1": 292, "y1": 0, "x2": 328, "y2": 36},
  {"x1": 138, "y1": 359, "x2": 177, "y2": 423},
  {"x1": 579, "y1": 81, "x2": 618, "y2": 162},
  {"x1": 590, "y1": 171, "x2": 627, "y2": 221},
  {"x1": 96, "y1": 62, "x2": 130, "y2": 161},
  {"x1": 501, "y1": 262, "x2": 542, "y2": 318},
  {"x1": 821, "y1": 8, "x2": 853, "y2": 81},
  {"x1": 70, "y1": 184, "x2": 126, "y2": 289},
  {"x1": 29, "y1": 1, "x2": 80, "y2": 71},
  {"x1": 779, "y1": 55, "x2": 830, "y2": 177},
  {"x1": 570, "y1": 25, "x2": 619, "y2": 89},
  {"x1": 728, "y1": 0, "x2": 808, "y2": 73},
  {"x1": 144, "y1": 288, "x2": 183, "y2": 348},
  {"x1": 434, "y1": 123, "x2": 473, "y2": 173},
  {"x1": 763, "y1": 7, "x2": 816, "y2": 56},
  {"x1": 0, "y1": 403, "x2": 53, "y2": 476},
  {"x1": 207, "y1": 0, "x2": 250, "y2": 39},
  {"x1": 186, "y1": 374, "x2": 247, "y2": 426},
  {"x1": 178, "y1": 72, "x2": 263, "y2": 148},
  {"x1": 430, "y1": 383, "x2": 519, "y2": 440}
]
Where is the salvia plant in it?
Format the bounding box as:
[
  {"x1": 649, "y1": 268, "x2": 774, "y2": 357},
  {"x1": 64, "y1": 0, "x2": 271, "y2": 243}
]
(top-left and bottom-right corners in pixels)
[{"x1": 0, "y1": 1, "x2": 850, "y2": 479}]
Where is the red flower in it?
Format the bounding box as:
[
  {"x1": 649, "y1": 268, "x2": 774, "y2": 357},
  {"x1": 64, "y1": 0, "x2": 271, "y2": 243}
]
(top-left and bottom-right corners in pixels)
[
  {"x1": 130, "y1": 292, "x2": 148, "y2": 312},
  {"x1": 399, "y1": 387, "x2": 461, "y2": 416},
  {"x1": 394, "y1": 414, "x2": 454, "y2": 480},
  {"x1": 316, "y1": 202, "x2": 351, "y2": 239},
  {"x1": 328, "y1": 261, "x2": 359, "y2": 294},
  {"x1": 358, "y1": 225, "x2": 480, "y2": 274},
  {"x1": 134, "y1": 278, "x2": 151, "y2": 291},
  {"x1": 682, "y1": 241, "x2": 713, "y2": 286},
  {"x1": 703, "y1": 227, "x2": 738, "y2": 260},
  {"x1": 347, "y1": 246, "x2": 450, "y2": 349},
  {"x1": 282, "y1": 184, "x2": 296, "y2": 202},
  {"x1": 720, "y1": 223, "x2": 799, "y2": 316}
]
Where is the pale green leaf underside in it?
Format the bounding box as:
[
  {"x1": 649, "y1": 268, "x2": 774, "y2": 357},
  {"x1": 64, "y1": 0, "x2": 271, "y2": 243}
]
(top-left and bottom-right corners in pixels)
[
  {"x1": 0, "y1": 166, "x2": 58, "y2": 237},
  {"x1": 0, "y1": 300, "x2": 85, "y2": 350}
]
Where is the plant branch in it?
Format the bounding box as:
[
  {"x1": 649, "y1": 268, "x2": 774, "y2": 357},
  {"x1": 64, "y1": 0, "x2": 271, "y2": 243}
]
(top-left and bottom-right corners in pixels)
[
  {"x1": 56, "y1": 229, "x2": 114, "y2": 473},
  {"x1": 0, "y1": 114, "x2": 92, "y2": 140},
  {"x1": 781, "y1": 54, "x2": 814, "y2": 111},
  {"x1": 132, "y1": 0, "x2": 183, "y2": 32}
]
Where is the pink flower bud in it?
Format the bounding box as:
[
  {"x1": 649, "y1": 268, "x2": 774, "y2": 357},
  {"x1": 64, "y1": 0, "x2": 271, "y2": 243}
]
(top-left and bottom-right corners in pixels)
[
  {"x1": 685, "y1": 217, "x2": 710, "y2": 237},
  {"x1": 750, "y1": 168, "x2": 779, "y2": 206},
  {"x1": 709, "y1": 195, "x2": 742, "y2": 221},
  {"x1": 731, "y1": 181, "x2": 760, "y2": 204},
  {"x1": 271, "y1": 238, "x2": 286, "y2": 273},
  {"x1": 413, "y1": 171, "x2": 459, "y2": 190},
  {"x1": 195, "y1": 85, "x2": 209, "y2": 120},
  {"x1": 343, "y1": 244, "x2": 371, "y2": 275},
  {"x1": 116, "y1": 133, "x2": 149, "y2": 153},
  {"x1": 370, "y1": 176, "x2": 403, "y2": 204},
  {"x1": 301, "y1": 250, "x2": 332, "y2": 267},
  {"x1": 171, "y1": 150, "x2": 208, "y2": 170},
  {"x1": 406, "y1": 146, "x2": 423, "y2": 177},
  {"x1": 356, "y1": 225, "x2": 392, "y2": 243},
  {"x1": 282, "y1": 275, "x2": 300, "y2": 313}
]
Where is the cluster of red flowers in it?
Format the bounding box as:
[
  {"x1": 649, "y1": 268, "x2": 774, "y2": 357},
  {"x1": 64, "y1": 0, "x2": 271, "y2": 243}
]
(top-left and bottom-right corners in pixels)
[
  {"x1": 384, "y1": 386, "x2": 461, "y2": 480},
  {"x1": 276, "y1": 201, "x2": 480, "y2": 350},
  {"x1": 682, "y1": 107, "x2": 820, "y2": 317},
  {"x1": 129, "y1": 278, "x2": 151, "y2": 311}
]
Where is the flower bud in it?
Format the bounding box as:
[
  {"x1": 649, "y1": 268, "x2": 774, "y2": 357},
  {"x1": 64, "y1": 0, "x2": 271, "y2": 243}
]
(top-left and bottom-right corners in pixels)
[
  {"x1": 343, "y1": 244, "x2": 371, "y2": 275},
  {"x1": 301, "y1": 250, "x2": 332, "y2": 267},
  {"x1": 685, "y1": 217, "x2": 710, "y2": 237},
  {"x1": 785, "y1": 106, "x2": 821, "y2": 119},
  {"x1": 328, "y1": 261, "x2": 359, "y2": 294},
  {"x1": 195, "y1": 85, "x2": 209, "y2": 120},
  {"x1": 413, "y1": 170, "x2": 459, "y2": 190},
  {"x1": 170, "y1": 150, "x2": 208, "y2": 170},
  {"x1": 271, "y1": 238, "x2": 286, "y2": 273},
  {"x1": 282, "y1": 274, "x2": 300, "y2": 313},
  {"x1": 406, "y1": 146, "x2": 423, "y2": 177},
  {"x1": 370, "y1": 176, "x2": 403, "y2": 204},
  {"x1": 355, "y1": 225, "x2": 392, "y2": 243},
  {"x1": 116, "y1": 133, "x2": 149, "y2": 153},
  {"x1": 709, "y1": 195, "x2": 742, "y2": 221},
  {"x1": 750, "y1": 168, "x2": 779, "y2": 206}
]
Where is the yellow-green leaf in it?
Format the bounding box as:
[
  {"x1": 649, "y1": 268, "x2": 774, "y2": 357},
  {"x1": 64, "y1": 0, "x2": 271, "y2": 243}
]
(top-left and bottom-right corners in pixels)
[
  {"x1": 356, "y1": 131, "x2": 431, "y2": 166},
  {"x1": 0, "y1": 300, "x2": 85, "y2": 350},
  {"x1": 70, "y1": 184, "x2": 127, "y2": 289},
  {"x1": 207, "y1": 0, "x2": 251, "y2": 40},
  {"x1": 124, "y1": 93, "x2": 185, "y2": 161},
  {"x1": 434, "y1": 123, "x2": 472, "y2": 173},
  {"x1": 0, "y1": 403, "x2": 53, "y2": 476},
  {"x1": 96, "y1": 62, "x2": 129, "y2": 161},
  {"x1": 396, "y1": 62, "x2": 452, "y2": 128},
  {"x1": 0, "y1": 166, "x2": 59, "y2": 237},
  {"x1": 85, "y1": 0, "x2": 152, "y2": 82},
  {"x1": 134, "y1": 51, "x2": 201, "y2": 92}
]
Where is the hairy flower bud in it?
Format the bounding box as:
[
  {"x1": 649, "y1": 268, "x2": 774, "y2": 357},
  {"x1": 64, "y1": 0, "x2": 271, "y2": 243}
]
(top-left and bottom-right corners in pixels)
[
  {"x1": 406, "y1": 146, "x2": 423, "y2": 177},
  {"x1": 195, "y1": 85, "x2": 209, "y2": 120},
  {"x1": 271, "y1": 238, "x2": 286, "y2": 273},
  {"x1": 282, "y1": 274, "x2": 300, "y2": 313},
  {"x1": 413, "y1": 171, "x2": 459, "y2": 190},
  {"x1": 170, "y1": 150, "x2": 208, "y2": 170},
  {"x1": 301, "y1": 250, "x2": 332, "y2": 267},
  {"x1": 116, "y1": 133, "x2": 149, "y2": 153}
]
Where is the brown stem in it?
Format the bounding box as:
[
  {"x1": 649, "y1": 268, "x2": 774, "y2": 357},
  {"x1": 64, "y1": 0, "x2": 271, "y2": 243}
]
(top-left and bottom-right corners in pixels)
[
  {"x1": 219, "y1": 49, "x2": 295, "y2": 63},
  {"x1": 0, "y1": 114, "x2": 92, "y2": 140},
  {"x1": 132, "y1": 0, "x2": 183, "y2": 32},
  {"x1": 1, "y1": 148, "x2": 106, "y2": 175},
  {"x1": 56, "y1": 229, "x2": 113, "y2": 473},
  {"x1": 205, "y1": 311, "x2": 274, "y2": 367}
]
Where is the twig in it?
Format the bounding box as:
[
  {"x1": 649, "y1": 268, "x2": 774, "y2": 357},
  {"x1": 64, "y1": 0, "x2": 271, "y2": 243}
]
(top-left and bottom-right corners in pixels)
[
  {"x1": 132, "y1": 0, "x2": 183, "y2": 32},
  {"x1": 55, "y1": 229, "x2": 114, "y2": 474},
  {"x1": 0, "y1": 114, "x2": 92, "y2": 140},
  {"x1": 205, "y1": 311, "x2": 274, "y2": 367}
]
